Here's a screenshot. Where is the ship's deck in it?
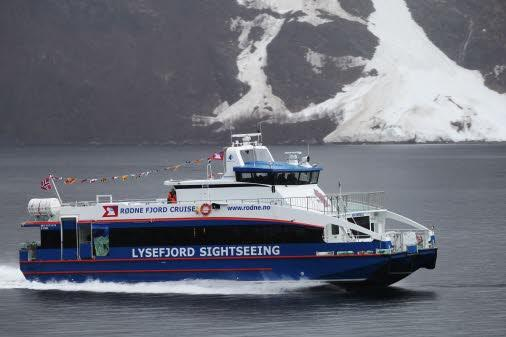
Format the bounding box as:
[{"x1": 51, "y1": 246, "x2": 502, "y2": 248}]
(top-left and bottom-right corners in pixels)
[{"x1": 61, "y1": 191, "x2": 385, "y2": 217}]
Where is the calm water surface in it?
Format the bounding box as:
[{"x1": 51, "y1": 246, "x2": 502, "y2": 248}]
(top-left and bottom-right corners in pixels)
[{"x1": 0, "y1": 144, "x2": 505, "y2": 337}]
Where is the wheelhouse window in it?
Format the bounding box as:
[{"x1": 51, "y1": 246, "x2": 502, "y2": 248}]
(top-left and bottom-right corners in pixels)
[
  {"x1": 236, "y1": 172, "x2": 275, "y2": 184},
  {"x1": 254, "y1": 148, "x2": 274, "y2": 162},
  {"x1": 240, "y1": 150, "x2": 255, "y2": 162},
  {"x1": 299, "y1": 171, "x2": 311, "y2": 184},
  {"x1": 310, "y1": 171, "x2": 319, "y2": 184},
  {"x1": 240, "y1": 148, "x2": 274, "y2": 163},
  {"x1": 236, "y1": 170, "x2": 319, "y2": 185},
  {"x1": 276, "y1": 172, "x2": 299, "y2": 185}
]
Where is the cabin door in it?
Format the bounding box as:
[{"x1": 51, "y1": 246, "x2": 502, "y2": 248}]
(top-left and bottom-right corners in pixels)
[{"x1": 77, "y1": 223, "x2": 93, "y2": 259}]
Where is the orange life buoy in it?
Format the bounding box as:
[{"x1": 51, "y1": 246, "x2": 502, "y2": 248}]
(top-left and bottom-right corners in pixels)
[{"x1": 200, "y1": 203, "x2": 212, "y2": 216}]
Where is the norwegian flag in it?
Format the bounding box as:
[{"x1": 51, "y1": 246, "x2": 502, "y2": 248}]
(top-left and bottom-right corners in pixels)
[
  {"x1": 208, "y1": 151, "x2": 224, "y2": 161},
  {"x1": 40, "y1": 176, "x2": 52, "y2": 191},
  {"x1": 314, "y1": 189, "x2": 329, "y2": 207}
]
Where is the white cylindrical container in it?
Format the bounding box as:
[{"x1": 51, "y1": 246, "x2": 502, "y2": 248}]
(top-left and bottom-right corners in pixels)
[{"x1": 27, "y1": 198, "x2": 61, "y2": 218}]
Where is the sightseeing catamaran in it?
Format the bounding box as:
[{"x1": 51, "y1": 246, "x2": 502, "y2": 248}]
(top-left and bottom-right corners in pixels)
[{"x1": 20, "y1": 133, "x2": 437, "y2": 286}]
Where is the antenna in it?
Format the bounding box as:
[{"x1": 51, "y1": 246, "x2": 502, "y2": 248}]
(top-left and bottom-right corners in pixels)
[{"x1": 257, "y1": 121, "x2": 263, "y2": 144}]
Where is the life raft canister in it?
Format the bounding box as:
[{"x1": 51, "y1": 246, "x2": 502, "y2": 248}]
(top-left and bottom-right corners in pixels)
[{"x1": 199, "y1": 203, "x2": 212, "y2": 216}]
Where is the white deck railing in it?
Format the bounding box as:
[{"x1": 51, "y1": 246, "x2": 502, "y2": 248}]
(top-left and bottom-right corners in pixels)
[{"x1": 63, "y1": 192, "x2": 385, "y2": 217}]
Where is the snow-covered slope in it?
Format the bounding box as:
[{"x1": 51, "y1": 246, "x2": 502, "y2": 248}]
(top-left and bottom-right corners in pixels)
[
  {"x1": 199, "y1": 0, "x2": 506, "y2": 142},
  {"x1": 321, "y1": 0, "x2": 506, "y2": 142}
]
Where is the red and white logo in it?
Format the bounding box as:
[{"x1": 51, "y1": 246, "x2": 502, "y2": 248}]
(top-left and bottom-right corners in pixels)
[{"x1": 102, "y1": 205, "x2": 119, "y2": 217}]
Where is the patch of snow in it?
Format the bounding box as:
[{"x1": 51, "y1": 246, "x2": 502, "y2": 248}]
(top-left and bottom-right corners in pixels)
[
  {"x1": 305, "y1": 49, "x2": 325, "y2": 74},
  {"x1": 237, "y1": 0, "x2": 365, "y2": 26},
  {"x1": 305, "y1": 49, "x2": 368, "y2": 74},
  {"x1": 493, "y1": 65, "x2": 506, "y2": 78},
  {"x1": 211, "y1": 101, "x2": 230, "y2": 116},
  {"x1": 333, "y1": 55, "x2": 368, "y2": 70},
  {"x1": 193, "y1": 13, "x2": 289, "y2": 129}
]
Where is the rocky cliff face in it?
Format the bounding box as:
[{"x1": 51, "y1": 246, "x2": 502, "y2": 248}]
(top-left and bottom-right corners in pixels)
[{"x1": 1, "y1": 0, "x2": 505, "y2": 144}]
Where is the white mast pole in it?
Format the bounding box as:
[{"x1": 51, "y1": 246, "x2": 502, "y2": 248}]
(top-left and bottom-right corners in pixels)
[{"x1": 50, "y1": 174, "x2": 63, "y2": 204}]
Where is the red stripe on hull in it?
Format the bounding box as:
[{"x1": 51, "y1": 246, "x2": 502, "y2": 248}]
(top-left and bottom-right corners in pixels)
[
  {"x1": 20, "y1": 253, "x2": 381, "y2": 264},
  {"x1": 23, "y1": 267, "x2": 272, "y2": 276}
]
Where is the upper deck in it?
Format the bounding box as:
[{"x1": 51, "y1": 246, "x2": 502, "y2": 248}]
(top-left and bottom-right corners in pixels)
[{"x1": 57, "y1": 191, "x2": 385, "y2": 218}]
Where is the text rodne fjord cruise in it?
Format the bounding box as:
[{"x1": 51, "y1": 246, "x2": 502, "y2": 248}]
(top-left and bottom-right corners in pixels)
[{"x1": 20, "y1": 133, "x2": 437, "y2": 286}]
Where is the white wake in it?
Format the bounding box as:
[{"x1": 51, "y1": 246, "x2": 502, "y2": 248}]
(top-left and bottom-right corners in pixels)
[{"x1": 0, "y1": 265, "x2": 324, "y2": 295}]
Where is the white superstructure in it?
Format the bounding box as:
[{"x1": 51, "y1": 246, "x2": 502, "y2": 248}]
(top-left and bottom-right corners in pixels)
[{"x1": 26, "y1": 133, "x2": 435, "y2": 253}]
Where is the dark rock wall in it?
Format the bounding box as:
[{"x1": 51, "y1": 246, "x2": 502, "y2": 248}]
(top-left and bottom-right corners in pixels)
[
  {"x1": 339, "y1": 0, "x2": 375, "y2": 20},
  {"x1": 0, "y1": 0, "x2": 249, "y2": 144},
  {"x1": 265, "y1": 19, "x2": 377, "y2": 112}
]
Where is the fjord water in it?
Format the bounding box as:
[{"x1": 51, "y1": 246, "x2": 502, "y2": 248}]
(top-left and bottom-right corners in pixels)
[{"x1": 0, "y1": 144, "x2": 505, "y2": 337}]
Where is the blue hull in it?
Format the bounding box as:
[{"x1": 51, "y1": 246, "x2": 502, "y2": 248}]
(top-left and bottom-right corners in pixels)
[{"x1": 20, "y1": 248, "x2": 437, "y2": 286}]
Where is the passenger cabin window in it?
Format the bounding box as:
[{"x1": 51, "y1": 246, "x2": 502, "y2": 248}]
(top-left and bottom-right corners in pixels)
[
  {"x1": 41, "y1": 229, "x2": 61, "y2": 248},
  {"x1": 109, "y1": 224, "x2": 324, "y2": 247},
  {"x1": 40, "y1": 229, "x2": 77, "y2": 249},
  {"x1": 235, "y1": 171, "x2": 319, "y2": 185}
]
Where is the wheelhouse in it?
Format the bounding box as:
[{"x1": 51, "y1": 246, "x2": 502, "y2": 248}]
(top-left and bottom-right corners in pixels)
[{"x1": 234, "y1": 162, "x2": 321, "y2": 185}]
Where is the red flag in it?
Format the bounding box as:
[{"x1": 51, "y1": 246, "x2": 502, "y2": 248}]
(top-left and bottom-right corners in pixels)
[
  {"x1": 40, "y1": 176, "x2": 52, "y2": 191},
  {"x1": 209, "y1": 151, "x2": 224, "y2": 160},
  {"x1": 314, "y1": 189, "x2": 329, "y2": 207}
]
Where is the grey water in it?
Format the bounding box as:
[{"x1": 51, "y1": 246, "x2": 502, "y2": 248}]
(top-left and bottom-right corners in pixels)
[{"x1": 0, "y1": 144, "x2": 505, "y2": 337}]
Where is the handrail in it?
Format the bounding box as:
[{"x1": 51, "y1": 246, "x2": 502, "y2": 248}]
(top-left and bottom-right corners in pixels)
[{"x1": 62, "y1": 191, "x2": 385, "y2": 216}]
